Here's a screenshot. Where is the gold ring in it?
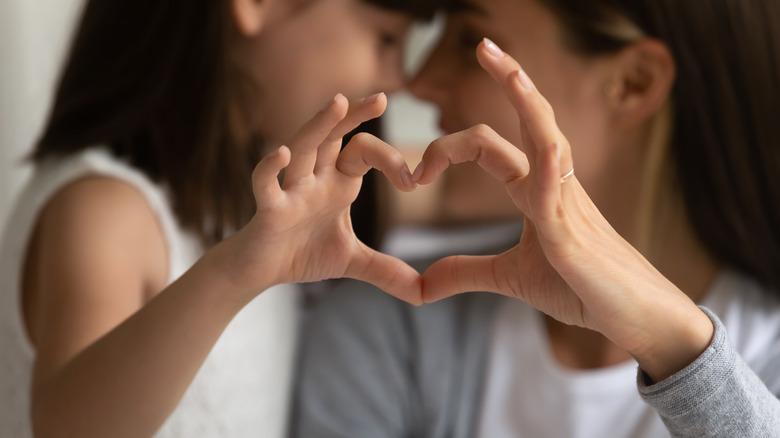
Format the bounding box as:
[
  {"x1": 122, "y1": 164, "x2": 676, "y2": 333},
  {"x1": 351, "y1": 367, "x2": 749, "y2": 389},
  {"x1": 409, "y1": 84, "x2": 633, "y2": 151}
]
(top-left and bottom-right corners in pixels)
[{"x1": 560, "y1": 168, "x2": 575, "y2": 184}]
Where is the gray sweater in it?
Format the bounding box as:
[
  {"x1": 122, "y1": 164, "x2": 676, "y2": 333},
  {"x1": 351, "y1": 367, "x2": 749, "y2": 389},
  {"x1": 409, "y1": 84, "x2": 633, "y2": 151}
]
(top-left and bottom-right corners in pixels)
[{"x1": 292, "y1": 275, "x2": 780, "y2": 437}]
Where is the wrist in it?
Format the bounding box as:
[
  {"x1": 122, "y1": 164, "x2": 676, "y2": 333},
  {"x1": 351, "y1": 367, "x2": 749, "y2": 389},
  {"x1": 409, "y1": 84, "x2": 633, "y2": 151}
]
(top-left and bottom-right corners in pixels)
[
  {"x1": 632, "y1": 302, "x2": 714, "y2": 383},
  {"x1": 195, "y1": 232, "x2": 275, "y2": 309}
]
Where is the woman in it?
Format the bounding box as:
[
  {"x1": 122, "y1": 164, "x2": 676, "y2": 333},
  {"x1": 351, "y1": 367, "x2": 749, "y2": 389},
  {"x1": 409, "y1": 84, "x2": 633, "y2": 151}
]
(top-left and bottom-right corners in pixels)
[
  {"x1": 293, "y1": 0, "x2": 780, "y2": 436},
  {"x1": 0, "y1": 0, "x2": 439, "y2": 436}
]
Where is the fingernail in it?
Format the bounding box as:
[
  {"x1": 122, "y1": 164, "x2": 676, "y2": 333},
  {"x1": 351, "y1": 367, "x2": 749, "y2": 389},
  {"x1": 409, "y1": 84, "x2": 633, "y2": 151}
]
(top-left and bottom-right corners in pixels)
[
  {"x1": 325, "y1": 93, "x2": 344, "y2": 110},
  {"x1": 411, "y1": 162, "x2": 425, "y2": 182},
  {"x1": 273, "y1": 145, "x2": 289, "y2": 160},
  {"x1": 401, "y1": 165, "x2": 415, "y2": 189},
  {"x1": 515, "y1": 68, "x2": 533, "y2": 91},
  {"x1": 361, "y1": 92, "x2": 384, "y2": 105},
  {"x1": 483, "y1": 38, "x2": 504, "y2": 58}
]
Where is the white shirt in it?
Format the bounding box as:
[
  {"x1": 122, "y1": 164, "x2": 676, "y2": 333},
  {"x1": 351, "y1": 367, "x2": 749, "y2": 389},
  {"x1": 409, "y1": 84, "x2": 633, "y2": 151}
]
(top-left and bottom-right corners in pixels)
[{"x1": 477, "y1": 269, "x2": 780, "y2": 438}]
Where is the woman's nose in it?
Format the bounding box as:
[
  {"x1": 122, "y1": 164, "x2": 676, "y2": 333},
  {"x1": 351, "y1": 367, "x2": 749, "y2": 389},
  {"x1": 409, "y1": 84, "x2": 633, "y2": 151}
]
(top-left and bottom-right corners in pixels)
[{"x1": 407, "y1": 44, "x2": 452, "y2": 105}]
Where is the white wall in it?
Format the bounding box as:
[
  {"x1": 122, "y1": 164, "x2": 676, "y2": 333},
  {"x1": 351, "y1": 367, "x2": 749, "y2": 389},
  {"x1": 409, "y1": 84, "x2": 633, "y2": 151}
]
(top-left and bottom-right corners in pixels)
[
  {"x1": 0, "y1": 0, "x2": 85, "y2": 231},
  {"x1": 384, "y1": 18, "x2": 443, "y2": 148}
]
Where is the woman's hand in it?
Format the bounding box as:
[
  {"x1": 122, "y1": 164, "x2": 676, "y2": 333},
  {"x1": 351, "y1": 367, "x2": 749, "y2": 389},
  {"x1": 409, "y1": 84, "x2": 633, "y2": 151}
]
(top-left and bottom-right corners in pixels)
[
  {"x1": 415, "y1": 40, "x2": 713, "y2": 381},
  {"x1": 217, "y1": 93, "x2": 422, "y2": 305}
]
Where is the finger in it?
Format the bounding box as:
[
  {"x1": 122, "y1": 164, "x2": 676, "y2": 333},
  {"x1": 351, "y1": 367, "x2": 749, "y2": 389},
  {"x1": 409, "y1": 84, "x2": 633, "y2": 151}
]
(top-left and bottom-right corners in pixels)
[
  {"x1": 337, "y1": 133, "x2": 415, "y2": 191},
  {"x1": 251, "y1": 145, "x2": 291, "y2": 207},
  {"x1": 345, "y1": 244, "x2": 423, "y2": 306},
  {"x1": 421, "y1": 254, "x2": 502, "y2": 303},
  {"x1": 283, "y1": 94, "x2": 349, "y2": 187},
  {"x1": 412, "y1": 124, "x2": 529, "y2": 186},
  {"x1": 315, "y1": 92, "x2": 388, "y2": 171},
  {"x1": 476, "y1": 38, "x2": 574, "y2": 179}
]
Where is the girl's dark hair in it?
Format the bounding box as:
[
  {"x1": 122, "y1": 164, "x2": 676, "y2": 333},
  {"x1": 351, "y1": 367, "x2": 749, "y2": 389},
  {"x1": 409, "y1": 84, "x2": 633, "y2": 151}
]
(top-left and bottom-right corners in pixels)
[
  {"x1": 538, "y1": 0, "x2": 780, "y2": 290},
  {"x1": 33, "y1": 0, "x2": 441, "y2": 247}
]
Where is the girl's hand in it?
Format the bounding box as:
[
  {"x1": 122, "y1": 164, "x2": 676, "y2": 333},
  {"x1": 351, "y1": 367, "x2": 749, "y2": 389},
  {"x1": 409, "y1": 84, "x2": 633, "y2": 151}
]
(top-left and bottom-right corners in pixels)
[
  {"x1": 217, "y1": 93, "x2": 422, "y2": 305},
  {"x1": 415, "y1": 40, "x2": 713, "y2": 381}
]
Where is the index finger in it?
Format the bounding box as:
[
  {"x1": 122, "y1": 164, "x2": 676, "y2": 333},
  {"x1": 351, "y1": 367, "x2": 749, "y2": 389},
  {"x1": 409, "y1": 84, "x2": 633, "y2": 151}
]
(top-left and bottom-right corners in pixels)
[
  {"x1": 336, "y1": 133, "x2": 416, "y2": 192},
  {"x1": 412, "y1": 124, "x2": 529, "y2": 186},
  {"x1": 315, "y1": 92, "x2": 388, "y2": 171},
  {"x1": 475, "y1": 38, "x2": 573, "y2": 177},
  {"x1": 283, "y1": 94, "x2": 349, "y2": 187}
]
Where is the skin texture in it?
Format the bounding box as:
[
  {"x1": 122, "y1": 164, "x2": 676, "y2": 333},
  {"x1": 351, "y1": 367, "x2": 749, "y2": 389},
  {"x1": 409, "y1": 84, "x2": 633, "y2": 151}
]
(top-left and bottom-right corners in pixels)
[{"x1": 409, "y1": 0, "x2": 717, "y2": 380}]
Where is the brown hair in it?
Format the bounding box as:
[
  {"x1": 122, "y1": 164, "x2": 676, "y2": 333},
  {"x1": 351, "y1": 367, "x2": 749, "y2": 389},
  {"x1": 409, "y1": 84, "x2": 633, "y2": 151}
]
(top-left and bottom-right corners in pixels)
[
  {"x1": 537, "y1": 0, "x2": 780, "y2": 290},
  {"x1": 33, "y1": 0, "x2": 440, "y2": 246}
]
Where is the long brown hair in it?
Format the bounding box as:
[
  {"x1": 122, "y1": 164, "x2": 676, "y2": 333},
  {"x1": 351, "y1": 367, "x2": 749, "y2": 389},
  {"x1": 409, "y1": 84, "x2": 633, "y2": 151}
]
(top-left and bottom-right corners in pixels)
[
  {"x1": 537, "y1": 0, "x2": 780, "y2": 291},
  {"x1": 33, "y1": 0, "x2": 440, "y2": 246}
]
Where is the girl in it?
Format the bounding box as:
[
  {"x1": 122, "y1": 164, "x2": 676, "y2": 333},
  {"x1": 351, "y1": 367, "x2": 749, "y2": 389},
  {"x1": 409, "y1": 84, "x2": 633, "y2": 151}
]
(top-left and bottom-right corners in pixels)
[{"x1": 0, "y1": 0, "x2": 439, "y2": 436}]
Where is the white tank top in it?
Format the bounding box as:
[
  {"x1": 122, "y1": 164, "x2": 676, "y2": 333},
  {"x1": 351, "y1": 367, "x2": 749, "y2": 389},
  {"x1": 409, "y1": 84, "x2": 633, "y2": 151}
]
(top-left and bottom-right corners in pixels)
[{"x1": 0, "y1": 148, "x2": 300, "y2": 437}]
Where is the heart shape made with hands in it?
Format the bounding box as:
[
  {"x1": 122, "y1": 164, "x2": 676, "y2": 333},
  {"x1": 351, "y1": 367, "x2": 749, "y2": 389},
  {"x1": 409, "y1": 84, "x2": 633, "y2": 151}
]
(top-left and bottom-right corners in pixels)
[
  {"x1": 365, "y1": 125, "x2": 566, "y2": 310},
  {"x1": 362, "y1": 39, "x2": 579, "y2": 308},
  {"x1": 265, "y1": 38, "x2": 582, "y2": 324},
  {"x1": 329, "y1": 100, "x2": 571, "y2": 310},
  {"x1": 280, "y1": 38, "x2": 716, "y2": 380},
  {"x1": 334, "y1": 118, "x2": 561, "y2": 309}
]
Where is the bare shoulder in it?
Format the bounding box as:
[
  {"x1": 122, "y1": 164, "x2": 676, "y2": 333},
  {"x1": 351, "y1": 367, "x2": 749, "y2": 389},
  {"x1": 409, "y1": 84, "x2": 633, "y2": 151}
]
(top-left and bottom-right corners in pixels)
[
  {"x1": 34, "y1": 176, "x2": 168, "y2": 282},
  {"x1": 23, "y1": 176, "x2": 168, "y2": 365},
  {"x1": 43, "y1": 176, "x2": 156, "y2": 222}
]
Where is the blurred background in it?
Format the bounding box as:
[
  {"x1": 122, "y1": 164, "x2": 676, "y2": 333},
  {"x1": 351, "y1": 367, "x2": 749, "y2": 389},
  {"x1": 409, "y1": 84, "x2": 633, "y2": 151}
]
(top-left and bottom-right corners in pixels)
[
  {"x1": 0, "y1": 0, "x2": 85, "y2": 235},
  {"x1": 0, "y1": 0, "x2": 441, "y2": 236}
]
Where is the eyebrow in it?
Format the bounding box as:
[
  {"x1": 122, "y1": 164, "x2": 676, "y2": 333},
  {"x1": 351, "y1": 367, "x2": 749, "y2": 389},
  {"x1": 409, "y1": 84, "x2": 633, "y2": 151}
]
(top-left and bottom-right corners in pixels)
[{"x1": 446, "y1": 0, "x2": 489, "y2": 16}]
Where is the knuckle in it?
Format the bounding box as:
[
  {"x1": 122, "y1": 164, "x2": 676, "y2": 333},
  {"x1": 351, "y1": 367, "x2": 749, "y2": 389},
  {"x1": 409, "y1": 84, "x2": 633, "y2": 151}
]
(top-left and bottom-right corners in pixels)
[
  {"x1": 426, "y1": 136, "x2": 447, "y2": 156},
  {"x1": 427, "y1": 135, "x2": 445, "y2": 149},
  {"x1": 469, "y1": 124, "x2": 496, "y2": 145},
  {"x1": 350, "y1": 131, "x2": 375, "y2": 147},
  {"x1": 541, "y1": 98, "x2": 555, "y2": 116},
  {"x1": 391, "y1": 154, "x2": 407, "y2": 169}
]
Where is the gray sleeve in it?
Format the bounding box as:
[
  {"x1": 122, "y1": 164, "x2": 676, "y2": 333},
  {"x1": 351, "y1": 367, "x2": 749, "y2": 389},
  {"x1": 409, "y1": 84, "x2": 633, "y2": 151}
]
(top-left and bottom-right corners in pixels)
[
  {"x1": 638, "y1": 307, "x2": 780, "y2": 437},
  {"x1": 290, "y1": 280, "x2": 421, "y2": 438}
]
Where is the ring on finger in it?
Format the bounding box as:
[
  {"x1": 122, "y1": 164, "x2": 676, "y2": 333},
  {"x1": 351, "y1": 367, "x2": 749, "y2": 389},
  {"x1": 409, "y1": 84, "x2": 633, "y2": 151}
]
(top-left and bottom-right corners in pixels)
[{"x1": 560, "y1": 168, "x2": 575, "y2": 184}]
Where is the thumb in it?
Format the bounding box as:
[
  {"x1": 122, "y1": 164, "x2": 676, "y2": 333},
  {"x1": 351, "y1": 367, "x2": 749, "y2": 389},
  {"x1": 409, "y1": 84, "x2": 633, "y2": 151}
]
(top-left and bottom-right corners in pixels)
[
  {"x1": 345, "y1": 245, "x2": 423, "y2": 306},
  {"x1": 422, "y1": 254, "x2": 502, "y2": 303}
]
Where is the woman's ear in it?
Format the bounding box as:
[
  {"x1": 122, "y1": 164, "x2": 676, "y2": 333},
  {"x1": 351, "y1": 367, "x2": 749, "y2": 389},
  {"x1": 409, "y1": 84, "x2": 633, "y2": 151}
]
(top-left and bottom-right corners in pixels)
[
  {"x1": 605, "y1": 39, "x2": 676, "y2": 125},
  {"x1": 231, "y1": 0, "x2": 273, "y2": 36}
]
